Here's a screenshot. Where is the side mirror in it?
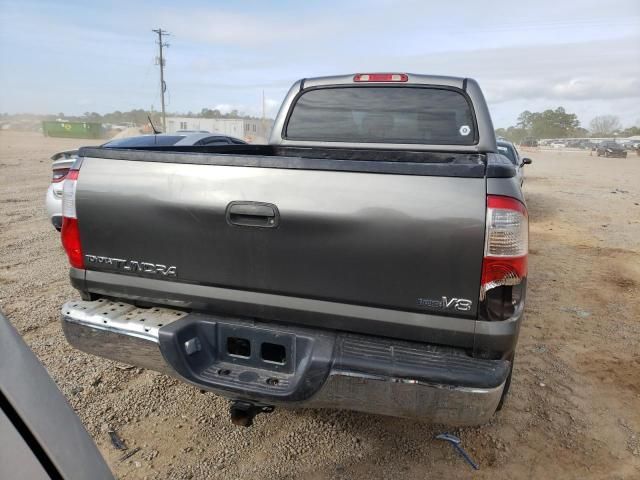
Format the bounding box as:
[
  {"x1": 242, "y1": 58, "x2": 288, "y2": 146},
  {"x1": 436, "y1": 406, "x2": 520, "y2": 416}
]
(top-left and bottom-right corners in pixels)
[{"x1": 522, "y1": 158, "x2": 532, "y2": 165}]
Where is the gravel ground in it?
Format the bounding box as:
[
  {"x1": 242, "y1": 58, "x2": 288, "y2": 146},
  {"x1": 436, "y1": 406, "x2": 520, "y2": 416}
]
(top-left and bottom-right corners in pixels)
[{"x1": 1, "y1": 131, "x2": 639, "y2": 479}]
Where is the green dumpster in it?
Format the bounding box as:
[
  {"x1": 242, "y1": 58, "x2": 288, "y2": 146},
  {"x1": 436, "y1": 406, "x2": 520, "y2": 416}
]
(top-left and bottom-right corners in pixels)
[{"x1": 42, "y1": 121, "x2": 105, "y2": 139}]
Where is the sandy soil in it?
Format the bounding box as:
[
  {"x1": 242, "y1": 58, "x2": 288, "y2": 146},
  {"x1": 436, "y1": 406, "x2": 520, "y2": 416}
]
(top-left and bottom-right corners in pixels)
[{"x1": 1, "y1": 131, "x2": 639, "y2": 479}]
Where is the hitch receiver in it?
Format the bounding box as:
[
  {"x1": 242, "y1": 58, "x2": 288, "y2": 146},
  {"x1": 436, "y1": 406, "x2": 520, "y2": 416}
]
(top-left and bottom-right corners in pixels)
[{"x1": 229, "y1": 401, "x2": 274, "y2": 427}]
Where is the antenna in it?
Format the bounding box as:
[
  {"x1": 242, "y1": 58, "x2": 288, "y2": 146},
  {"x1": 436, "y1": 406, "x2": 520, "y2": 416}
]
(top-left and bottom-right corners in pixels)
[
  {"x1": 148, "y1": 115, "x2": 160, "y2": 135},
  {"x1": 262, "y1": 90, "x2": 266, "y2": 139}
]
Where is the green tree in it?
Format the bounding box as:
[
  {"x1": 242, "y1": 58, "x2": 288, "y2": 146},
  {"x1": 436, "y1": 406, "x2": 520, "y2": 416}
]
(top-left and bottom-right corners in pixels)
[
  {"x1": 499, "y1": 106, "x2": 583, "y2": 142},
  {"x1": 528, "y1": 107, "x2": 580, "y2": 138},
  {"x1": 620, "y1": 126, "x2": 640, "y2": 137},
  {"x1": 495, "y1": 126, "x2": 527, "y2": 143},
  {"x1": 200, "y1": 108, "x2": 221, "y2": 118},
  {"x1": 516, "y1": 110, "x2": 534, "y2": 130},
  {"x1": 573, "y1": 127, "x2": 589, "y2": 138},
  {"x1": 508, "y1": 107, "x2": 581, "y2": 140}
]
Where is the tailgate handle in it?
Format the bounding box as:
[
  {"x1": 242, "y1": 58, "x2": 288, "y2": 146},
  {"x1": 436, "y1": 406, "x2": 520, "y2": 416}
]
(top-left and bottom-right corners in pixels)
[{"x1": 226, "y1": 201, "x2": 279, "y2": 228}]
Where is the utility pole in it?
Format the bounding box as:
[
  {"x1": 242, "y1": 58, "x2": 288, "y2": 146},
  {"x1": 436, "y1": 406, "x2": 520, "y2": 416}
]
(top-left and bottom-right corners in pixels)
[
  {"x1": 261, "y1": 90, "x2": 266, "y2": 139},
  {"x1": 152, "y1": 28, "x2": 170, "y2": 132}
]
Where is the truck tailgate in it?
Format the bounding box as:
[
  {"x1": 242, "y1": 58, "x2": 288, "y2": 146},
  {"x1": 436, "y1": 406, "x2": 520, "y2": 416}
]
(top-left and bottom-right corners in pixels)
[{"x1": 76, "y1": 156, "x2": 486, "y2": 318}]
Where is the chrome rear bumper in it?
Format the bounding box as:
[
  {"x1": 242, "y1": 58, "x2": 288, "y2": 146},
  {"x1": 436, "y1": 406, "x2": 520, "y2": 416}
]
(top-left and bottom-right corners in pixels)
[
  {"x1": 61, "y1": 299, "x2": 187, "y2": 374},
  {"x1": 62, "y1": 299, "x2": 506, "y2": 425}
]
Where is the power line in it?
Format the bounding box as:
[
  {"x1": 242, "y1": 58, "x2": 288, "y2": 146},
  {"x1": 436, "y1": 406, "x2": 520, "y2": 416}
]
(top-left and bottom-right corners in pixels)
[{"x1": 152, "y1": 28, "x2": 170, "y2": 132}]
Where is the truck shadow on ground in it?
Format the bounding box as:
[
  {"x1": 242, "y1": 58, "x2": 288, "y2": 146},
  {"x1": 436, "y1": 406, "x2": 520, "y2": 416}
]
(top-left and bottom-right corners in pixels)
[{"x1": 523, "y1": 190, "x2": 558, "y2": 223}]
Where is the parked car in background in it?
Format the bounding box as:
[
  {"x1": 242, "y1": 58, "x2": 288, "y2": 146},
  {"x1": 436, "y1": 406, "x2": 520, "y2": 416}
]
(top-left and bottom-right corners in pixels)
[
  {"x1": 520, "y1": 137, "x2": 538, "y2": 147},
  {"x1": 497, "y1": 139, "x2": 532, "y2": 185},
  {"x1": 45, "y1": 133, "x2": 247, "y2": 230},
  {"x1": 101, "y1": 132, "x2": 247, "y2": 148},
  {"x1": 550, "y1": 140, "x2": 566, "y2": 148},
  {"x1": 578, "y1": 140, "x2": 597, "y2": 150},
  {"x1": 596, "y1": 141, "x2": 627, "y2": 158}
]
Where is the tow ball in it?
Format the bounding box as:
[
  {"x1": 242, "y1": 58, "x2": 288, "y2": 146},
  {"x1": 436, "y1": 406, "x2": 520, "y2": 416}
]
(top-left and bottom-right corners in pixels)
[{"x1": 229, "y1": 401, "x2": 274, "y2": 427}]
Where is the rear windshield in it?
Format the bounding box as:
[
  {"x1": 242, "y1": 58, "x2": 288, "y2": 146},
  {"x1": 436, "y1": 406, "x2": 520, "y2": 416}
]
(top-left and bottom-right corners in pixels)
[
  {"x1": 497, "y1": 144, "x2": 517, "y2": 164},
  {"x1": 102, "y1": 135, "x2": 185, "y2": 148},
  {"x1": 285, "y1": 87, "x2": 476, "y2": 145}
]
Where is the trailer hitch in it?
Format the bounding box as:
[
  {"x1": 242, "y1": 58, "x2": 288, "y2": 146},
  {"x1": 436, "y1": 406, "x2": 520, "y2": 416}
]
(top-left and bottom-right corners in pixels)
[{"x1": 229, "y1": 401, "x2": 274, "y2": 427}]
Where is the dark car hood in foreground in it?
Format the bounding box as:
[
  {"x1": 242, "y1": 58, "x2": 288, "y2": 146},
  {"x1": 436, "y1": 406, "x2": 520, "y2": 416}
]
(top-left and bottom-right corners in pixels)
[{"x1": 0, "y1": 313, "x2": 113, "y2": 479}]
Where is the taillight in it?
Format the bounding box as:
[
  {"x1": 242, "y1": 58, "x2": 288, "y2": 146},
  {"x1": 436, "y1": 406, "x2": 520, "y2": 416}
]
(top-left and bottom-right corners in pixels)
[
  {"x1": 61, "y1": 169, "x2": 84, "y2": 268},
  {"x1": 480, "y1": 195, "x2": 528, "y2": 301},
  {"x1": 353, "y1": 73, "x2": 408, "y2": 82},
  {"x1": 52, "y1": 168, "x2": 70, "y2": 183}
]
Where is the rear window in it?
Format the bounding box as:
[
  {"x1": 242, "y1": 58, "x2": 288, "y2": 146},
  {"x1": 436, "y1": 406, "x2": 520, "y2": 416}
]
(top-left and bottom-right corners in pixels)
[
  {"x1": 102, "y1": 135, "x2": 185, "y2": 148},
  {"x1": 285, "y1": 87, "x2": 476, "y2": 145},
  {"x1": 197, "y1": 137, "x2": 231, "y2": 146},
  {"x1": 497, "y1": 144, "x2": 517, "y2": 164}
]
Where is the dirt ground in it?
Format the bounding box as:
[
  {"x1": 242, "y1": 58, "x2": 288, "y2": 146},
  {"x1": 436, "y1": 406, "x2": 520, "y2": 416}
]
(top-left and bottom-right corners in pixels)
[{"x1": 1, "y1": 130, "x2": 639, "y2": 479}]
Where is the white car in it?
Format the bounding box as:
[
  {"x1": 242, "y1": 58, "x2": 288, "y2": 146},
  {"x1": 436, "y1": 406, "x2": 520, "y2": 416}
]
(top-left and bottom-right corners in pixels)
[
  {"x1": 550, "y1": 140, "x2": 566, "y2": 148},
  {"x1": 45, "y1": 149, "x2": 79, "y2": 230},
  {"x1": 45, "y1": 133, "x2": 246, "y2": 230}
]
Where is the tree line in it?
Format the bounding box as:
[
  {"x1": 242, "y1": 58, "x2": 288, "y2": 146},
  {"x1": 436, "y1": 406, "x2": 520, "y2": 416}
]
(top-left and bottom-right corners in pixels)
[
  {"x1": 495, "y1": 108, "x2": 640, "y2": 143},
  {"x1": 0, "y1": 108, "x2": 268, "y2": 128},
  {"x1": 77, "y1": 108, "x2": 265, "y2": 123}
]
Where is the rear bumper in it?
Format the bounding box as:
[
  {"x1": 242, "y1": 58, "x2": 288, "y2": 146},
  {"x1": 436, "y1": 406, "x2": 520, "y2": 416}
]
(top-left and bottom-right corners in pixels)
[
  {"x1": 600, "y1": 150, "x2": 627, "y2": 157},
  {"x1": 62, "y1": 299, "x2": 509, "y2": 425}
]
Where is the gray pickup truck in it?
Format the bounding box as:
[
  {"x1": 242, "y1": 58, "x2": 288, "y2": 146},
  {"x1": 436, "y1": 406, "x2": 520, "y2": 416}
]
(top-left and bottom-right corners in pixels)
[{"x1": 60, "y1": 73, "x2": 528, "y2": 427}]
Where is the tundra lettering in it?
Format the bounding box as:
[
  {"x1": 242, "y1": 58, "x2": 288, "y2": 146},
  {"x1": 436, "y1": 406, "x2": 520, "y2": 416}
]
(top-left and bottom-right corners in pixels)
[{"x1": 84, "y1": 255, "x2": 177, "y2": 277}]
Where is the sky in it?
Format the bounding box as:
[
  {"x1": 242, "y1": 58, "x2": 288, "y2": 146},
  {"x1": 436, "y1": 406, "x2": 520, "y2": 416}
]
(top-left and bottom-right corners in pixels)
[{"x1": 0, "y1": 0, "x2": 638, "y2": 128}]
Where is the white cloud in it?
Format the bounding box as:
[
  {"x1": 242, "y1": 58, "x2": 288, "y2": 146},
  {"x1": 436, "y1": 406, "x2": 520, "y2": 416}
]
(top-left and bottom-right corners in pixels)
[
  {"x1": 155, "y1": 9, "x2": 342, "y2": 47},
  {"x1": 385, "y1": 36, "x2": 639, "y2": 96},
  {"x1": 1, "y1": 0, "x2": 638, "y2": 127},
  {"x1": 210, "y1": 98, "x2": 280, "y2": 118},
  {"x1": 212, "y1": 104, "x2": 235, "y2": 114},
  {"x1": 549, "y1": 77, "x2": 640, "y2": 100}
]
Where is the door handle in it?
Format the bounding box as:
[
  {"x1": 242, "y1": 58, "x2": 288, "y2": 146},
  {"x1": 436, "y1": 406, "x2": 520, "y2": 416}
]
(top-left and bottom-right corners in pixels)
[{"x1": 226, "y1": 201, "x2": 279, "y2": 228}]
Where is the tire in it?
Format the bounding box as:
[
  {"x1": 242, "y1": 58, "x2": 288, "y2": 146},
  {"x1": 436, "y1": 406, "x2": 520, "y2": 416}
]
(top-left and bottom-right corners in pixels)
[{"x1": 496, "y1": 353, "x2": 515, "y2": 411}]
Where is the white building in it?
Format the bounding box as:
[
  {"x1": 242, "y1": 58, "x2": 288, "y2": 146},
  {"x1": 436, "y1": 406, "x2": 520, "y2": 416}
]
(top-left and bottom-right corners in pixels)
[{"x1": 166, "y1": 117, "x2": 273, "y2": 143}]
